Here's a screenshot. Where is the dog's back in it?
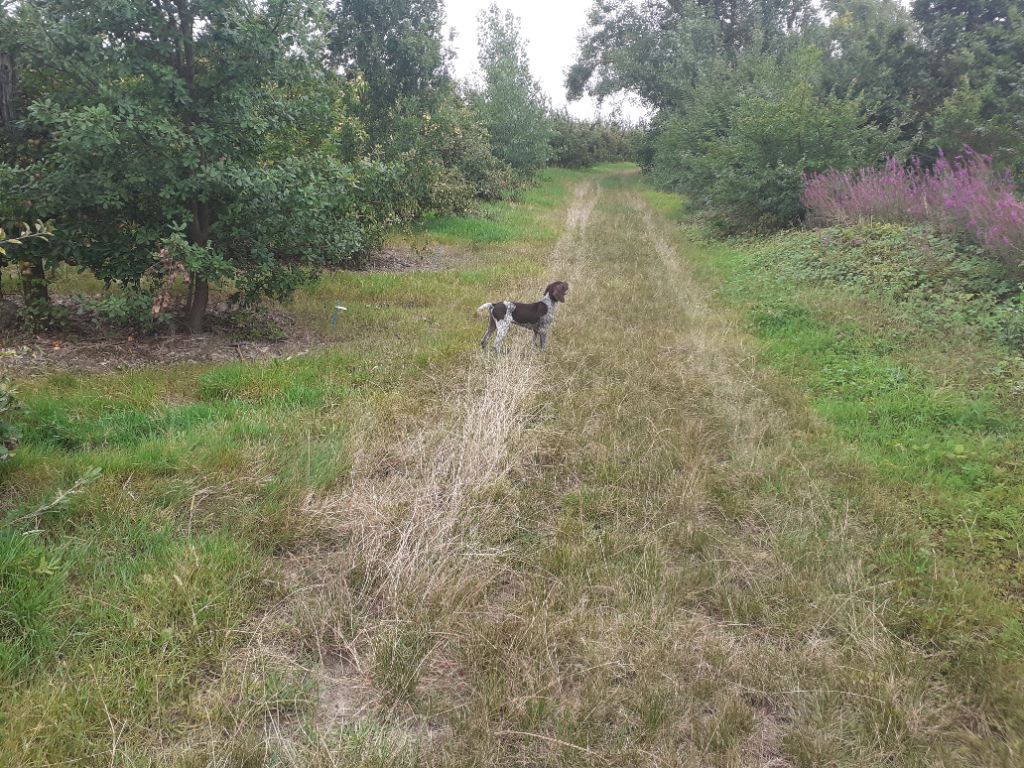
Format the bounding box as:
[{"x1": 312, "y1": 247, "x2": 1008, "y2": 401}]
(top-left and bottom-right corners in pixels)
[{"x1": 477, "y1": 300, "x2": 548, "y2": 327}]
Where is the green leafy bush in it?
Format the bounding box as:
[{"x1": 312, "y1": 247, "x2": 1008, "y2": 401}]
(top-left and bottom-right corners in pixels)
[
  {"x1": 80, "y1": 292, "x2": 166, "y2": 332},
  {"x1": 652, "y1": 47, "x2": 899, "y2": 232},
  {"x1": 377, "y1": 95, "x2": 518, "y2": 219},
  {"x1": 548, "y1": 112, "x2": 637, "y2": 169},
  {"x1": 2, "y1": 0, "x2": 406, "y2": 331}
]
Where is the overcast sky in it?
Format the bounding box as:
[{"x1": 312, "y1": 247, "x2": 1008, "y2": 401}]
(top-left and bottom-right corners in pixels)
[{"x1": 442, "y1": 0, "x2": 649, "y2": 123}]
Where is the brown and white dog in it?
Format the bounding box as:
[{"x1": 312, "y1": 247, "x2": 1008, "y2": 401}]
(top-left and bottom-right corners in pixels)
[{"x1": 477, "y1": 281, "x2": 569, "y2": 351}]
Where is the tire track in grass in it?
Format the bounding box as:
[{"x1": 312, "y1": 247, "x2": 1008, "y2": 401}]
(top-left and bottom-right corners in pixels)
[
  {"x1": 303, "y1": 179, "x2": 599, "y2": 743},
  {"x1": 623, "y1": 189, "x2": 1001, "y2": 767},
  {"x1": 428, "y1": 175, "x2": 983, "y2": 766}
]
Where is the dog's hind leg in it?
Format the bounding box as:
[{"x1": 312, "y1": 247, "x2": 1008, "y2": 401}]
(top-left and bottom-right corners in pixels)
[{"x1": 492, "y1": 318, "x2": 511, "y2": 352}]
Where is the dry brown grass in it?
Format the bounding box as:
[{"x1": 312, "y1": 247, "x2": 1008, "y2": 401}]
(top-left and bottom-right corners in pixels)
[
  {"x1": 153, "y1": 170, "x2": 1020, "y2": 767},
  {"x1": 153, "y1": 180, "x2": 599, "y2": 767}
]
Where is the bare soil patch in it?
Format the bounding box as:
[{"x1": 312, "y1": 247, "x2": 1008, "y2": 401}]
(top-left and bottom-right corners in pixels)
[
  {"x1": 0, "y1": 245, "x2": 448, "y2": 376},
  {"x1": 1, "y1": 304, "x2": 324, "y2": 375},
  {"x1": 361, "y1": 244, "x2": 450, "y2": 272}
]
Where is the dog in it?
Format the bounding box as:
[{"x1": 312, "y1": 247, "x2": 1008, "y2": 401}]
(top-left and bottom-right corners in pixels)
[{"x1": 477, "y1": 281, "x2": 569, "y2": 351}]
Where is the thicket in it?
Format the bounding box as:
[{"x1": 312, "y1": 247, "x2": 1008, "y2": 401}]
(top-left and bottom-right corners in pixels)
[
  {"x1": 570, "y1": 0, "x2": 1024, "y2": 237},
  {"x1": 548, "y1": 111, "x2": 637, "y2": 169},
  {"x1": 649, "y1": 46, "x2": 898, "y2": 232},
  {"x1": 0, "y1": 0, "x2": 624, "y2": 333}
]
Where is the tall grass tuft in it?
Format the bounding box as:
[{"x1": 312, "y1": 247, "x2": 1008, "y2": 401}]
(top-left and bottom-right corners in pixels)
[
  {"x1": 0, "y1": 377, "x2": 18, "y2": 462},
  {"x1": 803, "y1": 148, "x2": 1024, "y2": 273}
]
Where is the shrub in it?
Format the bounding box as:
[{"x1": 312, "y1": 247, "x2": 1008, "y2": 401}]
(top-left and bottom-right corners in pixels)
[
  {"x1": 652, "y1": 47, "x2": 899, "y2": 232},
  {"x1": 548, "y1": 112, "x2": 636, "y2": 168},
  {"x1": 377, "y1": 95, "x2": 517, "y2": 220},
  {"x1": 803, "y1": 148, "x2": 1024, "y2": 274},
  {"x1": 6, "y1": 0, "x2": 398, "y2": 332},
  {"x1": 81, "y1": 291, "x2": 168, "y2": 332}
]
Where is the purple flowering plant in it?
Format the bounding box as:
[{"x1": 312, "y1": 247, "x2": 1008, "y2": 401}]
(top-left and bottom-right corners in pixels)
[{"x1": 803, "y1": 147, "x2": 1024, "y2": 273}]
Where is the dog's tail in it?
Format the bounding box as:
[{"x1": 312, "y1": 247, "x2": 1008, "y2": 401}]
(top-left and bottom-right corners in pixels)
[{"x1": 476, "y1": 302, "x2": 493, "y2": 317}]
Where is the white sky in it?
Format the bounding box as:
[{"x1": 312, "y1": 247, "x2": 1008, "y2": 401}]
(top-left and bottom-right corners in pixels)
[{"x1": 442, "y1": 0, "x2": 650, "y2": 123}]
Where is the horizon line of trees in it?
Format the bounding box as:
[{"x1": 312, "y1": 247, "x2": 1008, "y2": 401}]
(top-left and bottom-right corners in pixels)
[{"x1": 0, "y1": 0, "x2": 636, "y2": 332}]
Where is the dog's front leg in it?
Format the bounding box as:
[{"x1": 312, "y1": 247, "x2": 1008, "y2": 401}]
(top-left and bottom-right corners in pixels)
[
  {"x1": 493, "y1": 320, "x2": 510, "y2": 352},
  {"x1": 481, "y1": 318, "x2": 496, "y2": 351}
]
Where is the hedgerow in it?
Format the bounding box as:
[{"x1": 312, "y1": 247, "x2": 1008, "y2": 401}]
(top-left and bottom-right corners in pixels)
[{"x1": 0, "y1": 1, "x2": 580, "y2": 332}]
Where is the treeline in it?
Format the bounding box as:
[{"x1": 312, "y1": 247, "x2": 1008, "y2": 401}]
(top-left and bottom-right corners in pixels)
[
  {"x1": 0, "y1": 1, "x2": 634, "y2": 331},
  {"x1": 570, "y1": 0, "x2": 1024, "y2": 234}
]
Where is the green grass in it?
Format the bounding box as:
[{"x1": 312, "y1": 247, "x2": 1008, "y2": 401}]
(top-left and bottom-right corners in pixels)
[
  {"x1": 0, "y1": 165, "x2": 601, "y2": 766},
  {"x1": 410, "y1": 167, "x2": 587, "y2": 245},
  {"x1": 648, "y1": 206, "x2": 1024, "y2": 581},
  {"x1": 4, "y1": 163, "x2": 1022, "y2": 766}
]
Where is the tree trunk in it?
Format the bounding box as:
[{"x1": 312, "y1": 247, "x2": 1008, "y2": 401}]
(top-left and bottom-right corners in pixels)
[
  {"x1": 19, "y1": 256, "x2": 49, "y2": 311},
  {"x1": 175, "y1": 3, "x2": 211, "y2": 335},
  {"x1": 185, "y1": 198, "x2": 212, "y2": 333},
  {"x1": 186, "y1": 276, "x2": 208, "y2": 333},
  {"x1": 0, "y1": 51, "x2": 15, "y2": 127}
]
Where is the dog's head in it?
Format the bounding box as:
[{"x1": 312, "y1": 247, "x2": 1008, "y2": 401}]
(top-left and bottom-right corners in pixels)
[{"x1": 545, "y1": 281, "x2": 570, "y2": 303}]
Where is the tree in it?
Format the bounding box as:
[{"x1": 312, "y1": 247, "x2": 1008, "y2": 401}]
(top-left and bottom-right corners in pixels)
[
  {"x1": 567, "y1": 0, "x2": 818, "y2": 112},
  {"x1": 473, "y1": 4, "x2": 551, "y2": 178},
  {"x1": 0, "y1": 7, "x2": 49, "y2": 315},
  {"x1": 3, "y1": 0, "x2": 388, "y2": 332},
  {"x1": 568, "y1": 0, "x2": 721, "y2": 111},
  {"x1": 329, "y1": 0, "x2": 448, "y2": 123},
  {"x1": 913, "y1": 0, "x2": 1024, "y2": 175},
  {"x1": 652, "y1": 45, "x2": 900, "y2": 230},
  {"x1": 0, "y1": 3, "x2": 14, "y2": 129},
  {"x1": 326, "y1": 0, "x2": 515, "y2": 215},
  {"x1": 817, "y1": 1, "x2": 933, "y2": 141},
  {"x1": 0, "y1": 50, "x2": 13, "y2": 128},
  {"x1": 565, "y1": 0, "x2": 1024, "y2": 231}
]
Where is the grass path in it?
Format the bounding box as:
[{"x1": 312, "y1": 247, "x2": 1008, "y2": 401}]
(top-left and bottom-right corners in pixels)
[
  {"x1": 3, "y1": 168, "x2": 1021, "y2": 766},
  {"x1": 247, "y1": 170, "x2": 1020, "y2": 766}
]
